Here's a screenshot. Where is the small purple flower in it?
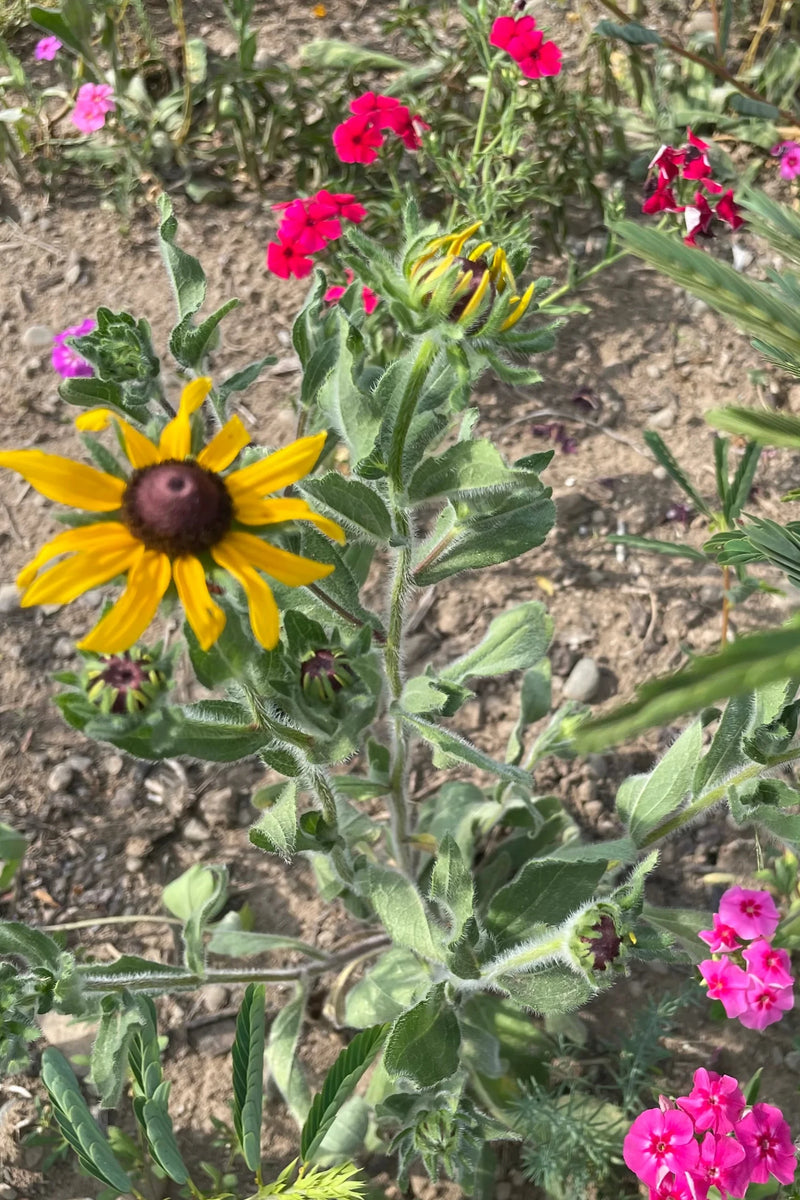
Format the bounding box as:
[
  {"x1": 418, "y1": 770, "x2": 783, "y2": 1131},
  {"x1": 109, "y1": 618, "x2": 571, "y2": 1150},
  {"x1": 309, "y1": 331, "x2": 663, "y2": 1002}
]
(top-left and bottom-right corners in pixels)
[
  {"x1": 52, "y1": 318, "x2": 96, "y2": 379},
  {"x1": 34, "y1": 36, "x2": 61, "y2": 61}
]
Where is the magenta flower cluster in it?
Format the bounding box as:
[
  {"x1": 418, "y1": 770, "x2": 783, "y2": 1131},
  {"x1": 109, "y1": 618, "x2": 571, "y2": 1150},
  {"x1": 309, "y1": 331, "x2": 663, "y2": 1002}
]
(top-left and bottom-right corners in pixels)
[
  {"x1": 52, "y1": 319, "x2": 96, "y2": 379},
  {"x1": 624, "y1": 1068, "x2": 796, "y2": 1198},
  {"x1": 771, "y1": 140, "x2": 800, "y2": 181},
  {"x1": 71, "y1": 82, "x2": 115, "y2": 134},
  {"x1": 643, "y1": 128, "x2": 743, "y2": 247},
  {"x1": 698, "y1": 887, "x2": 794, "y2": 1031}
]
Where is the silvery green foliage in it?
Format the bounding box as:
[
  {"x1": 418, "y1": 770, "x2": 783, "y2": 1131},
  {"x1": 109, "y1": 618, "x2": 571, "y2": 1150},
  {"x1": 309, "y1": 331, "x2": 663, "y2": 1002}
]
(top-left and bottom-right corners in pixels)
[{"x1": 5, "y1": 195, "x2": 800, "y2": 1196}]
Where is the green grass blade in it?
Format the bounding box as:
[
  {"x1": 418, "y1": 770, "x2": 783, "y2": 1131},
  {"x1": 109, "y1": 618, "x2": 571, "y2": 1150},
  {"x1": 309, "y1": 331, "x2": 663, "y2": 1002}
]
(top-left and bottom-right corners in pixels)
[{"x1": 643, "y1": 431, "x2": 711, "y2": 516}]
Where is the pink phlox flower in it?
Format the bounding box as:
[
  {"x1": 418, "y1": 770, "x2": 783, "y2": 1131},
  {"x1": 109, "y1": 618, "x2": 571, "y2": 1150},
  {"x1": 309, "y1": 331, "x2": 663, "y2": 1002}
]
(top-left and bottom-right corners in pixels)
[
  {"x1": 350, "y1": 91, "x2": 401, "y2": 121},
  {"x1": 739, "y1": 977, "x2": 794, "y2": 1029},
  {"x1": 698, "y1": 958, "x2": 749, "y2": 1018},
  {"x1": 362, "y1": 283, "x2": 379, "y2": 314},
  {"x1": 34, "y1": 35, "x2": 61, "y2": 61},
  {"x1": 676, "y1": 1069, "x2": 745, "y2": 1135},
  {"x1": 52, "y1": 318, "x2": 96, "y2": 379},
  {"x1": 698, "y1": 914, "x2": 742, "y2": 954},
  {"x1": 391, "y1": 110, "x2": 430, "y2": 151},
  {"x1": 742, "y1": 938, "x2": 793, "y2": 988},
  {"x1": 736, "y1": 1103, "x2": 797, "y2": 1186},
  {"x1": 312, "y1": 189, "x2": 367, "y2": 223},
  {"x1": 490, "y1": 14, "x2": 537, "y2": 52},
  {"x1": 332, "y1": 114, "x2": 384, "y2": 164},
  {"x1": 518, "y1": 34, "x2": 562, "y2": 79},
  {"x1": 715, "y1": 190, "x2": 744, "y2": 230},
  {"x1": 688, "y1": 1131, "x2": 746, "y2": 1200},
  {"x1": 323, "y1": 268, "x2": 379, "y2": 315},
  {"x1": 648, "y1": 1173, "x2": 694, "y2": 1200},
  {"x1": 623, "y1": 1108, "x2": 699, "y2": 1188},
  {"x1": 265, "y1": 236, "x2": 314, "y2": 280},
  {"x1": 779, "y1": 142, "x2": 800, "y2": 181},
  {"x1": 649, "y1": 144, "x2": 683, "y2": 183},
  {"x1": 277, "y1": 198, "x2": 341, "y2": 253},
  {"x1": 718, "y1": 887, "x2": 780, "y2": 940},
  {"x1": 71, "y1": 82, "x2": 115, "y2": 134}
]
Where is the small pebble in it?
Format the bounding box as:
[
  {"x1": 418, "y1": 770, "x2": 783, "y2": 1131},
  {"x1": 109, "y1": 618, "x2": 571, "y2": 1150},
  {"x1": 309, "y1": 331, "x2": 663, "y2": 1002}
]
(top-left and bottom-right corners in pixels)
[
  {"x1": 183, "y1": 817, "x2": 211, "y2": 842},
  {"x1": 47, "y1": 762, "x2": 75, "y2": 793},
  {"x1": 63, "y1": 262, "x2": 82, "y2": 287},
  {"x1": 563, "y1": 657, "x2": 601, "y2": 703},
  {"x1": 22, "y1": 324, "x2": 53, "y2": 349},
  {"x1": 647, "y1": 403, "x2": 676, "y2": 430},
  {"x1": 0, "y1": 584, "x2": 20, "y2": 614},
  {"x1": 53, "y1": 635, "x2": 75, "y2": 659},
  {"x1": 652, "y1": 465, "x2": 668, "y2": 481},
  {"x1": 203, "y1": 984, "x2": 229, "y2": 1013}
]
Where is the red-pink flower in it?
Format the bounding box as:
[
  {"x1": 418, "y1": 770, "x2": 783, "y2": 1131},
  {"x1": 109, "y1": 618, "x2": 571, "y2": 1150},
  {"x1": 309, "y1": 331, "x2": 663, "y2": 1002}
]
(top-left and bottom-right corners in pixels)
[
  {"x1": 676, "y1": 1069, "x2": 745, "y2": 1136},
  {"x1": 323, "y1": 268, "x2": 379, "y2": 315},
  {"x1": 718, "y1": 887, "x2": 780, "y2": 940},
  {"x1": 684, "y1": 192, "x2": 715, "y2": 246},
  {"x1": 647, "y1": 1173, "x2": 693, "y2": 1200},
  {"x1": 266, "y1": 237, "x2": 314, "y2": 280},
  {"x1": 688, "y1": 1130, "x2": 746, "y2": 1200},
  {"x1": 350, "y1": 91, "x2": 402, "y2": 123},
  {"x1": 649, "y1": 144, "x2": 682, "y2": 183},
  {"x1": 34, "y1": 35, "x2": 61, "y2": 61},
  {"x1": 312, "y1": 189, "x2": 367, "y2": 223},
  {"x1": 517, "y1": 31, "x2": 562, "y2": 79},
  {"x1": 715, "y1": 190, "x2": 744, "y2": 231},
  {"x1": 739, "y1": 977, "x2": 794, "y2": 1030},
  {"x1": 643, "y1": 179, "x2": 683, "y2": 215},
  {"x1": 71, "y1": 82, "x2": 116, "y2": 134},
  {"x1": 332, "y1": 114, "x2": 384, "y2": 164},
  {"x1": 698, "y1": 914, "x2": 742, "y2": 954},
  {"x1": 623, "y1": 1107, "x2": 699, "y2": 1188},
  {"x1": 736, "y1": 1103, "x2": 797, "y2": 1185},
  {"x1": 490, "y1": 14, "x2": 533, "y2": 51},
  {"x1": 742, "y1": 938, "x2": 793, "y2": 988},
  {"x1": 698, "y1": 958, "x2": 749, "y2": 1018},
  {"x1": 489, "y1": 13, "x2": 562, "y2": 78},
  {"x1": 278, "y1": 199, "x2": 341, "y2": 253}
]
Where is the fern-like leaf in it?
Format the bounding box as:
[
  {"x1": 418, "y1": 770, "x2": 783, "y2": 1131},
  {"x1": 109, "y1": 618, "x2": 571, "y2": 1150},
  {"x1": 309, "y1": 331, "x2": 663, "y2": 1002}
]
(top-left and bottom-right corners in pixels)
[{"x1": 300, "y1": 1023, "x2": 389, "y2": 1161}]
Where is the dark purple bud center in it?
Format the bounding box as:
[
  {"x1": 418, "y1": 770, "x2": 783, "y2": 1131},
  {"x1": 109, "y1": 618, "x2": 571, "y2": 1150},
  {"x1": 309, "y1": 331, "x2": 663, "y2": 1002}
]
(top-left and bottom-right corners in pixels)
[
  {"x1": 122, "y1": 460, "x2": 233, "y2": 557},
  {"x1": 446, "y1": 255, "x2": 494, "y2": 321},
  {"x1": 581, "y1": 914, "x2": 622, "y2": 971}
]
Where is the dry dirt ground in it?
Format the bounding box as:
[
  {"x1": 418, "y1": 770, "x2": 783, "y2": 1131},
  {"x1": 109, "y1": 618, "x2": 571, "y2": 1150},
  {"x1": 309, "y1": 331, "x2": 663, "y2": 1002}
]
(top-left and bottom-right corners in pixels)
[{"x1": 2, "y1": 2, "x2": 800, "y2": 1198}]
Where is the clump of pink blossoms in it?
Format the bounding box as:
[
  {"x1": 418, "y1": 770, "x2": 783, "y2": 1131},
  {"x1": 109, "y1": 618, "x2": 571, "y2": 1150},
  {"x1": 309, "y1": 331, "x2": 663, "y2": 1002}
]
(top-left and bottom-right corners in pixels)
[
  {"x1": 624, "y1": 1068, "x2": 796, "y2": 1197},
  {"x1": 332, "y1": 92, "x2": 429, "y2": 166},
  {"x1": 771, "y1": 140, "x2": 800, "y2": 181},
  {"x1": 642, "y1": 127, "x2": 744, "y2": 247},
  {"x1": 52, "y1": 319, "x2": 96, "y2": 379},
  {"x1": 71, "y1": 83, "x2": 116, "y2": 134},
  {"x1": 698, "y1": 886, "x2": 794, "y2": 1031}
]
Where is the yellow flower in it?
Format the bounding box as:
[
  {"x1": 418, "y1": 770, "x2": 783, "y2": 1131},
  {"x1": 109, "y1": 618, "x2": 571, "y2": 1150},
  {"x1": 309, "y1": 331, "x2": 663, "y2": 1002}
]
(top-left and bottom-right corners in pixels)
[
  {"x1": 0, "y1": 378, "x2": 344, "y2": 653},
  {"x1": 408, "y1": 221, "x2": 536, "y2": 332}
]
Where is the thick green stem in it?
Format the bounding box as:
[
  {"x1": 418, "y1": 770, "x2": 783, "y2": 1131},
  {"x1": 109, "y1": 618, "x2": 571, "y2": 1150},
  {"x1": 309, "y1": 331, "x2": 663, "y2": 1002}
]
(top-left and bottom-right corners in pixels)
[
  {"x1": 640, "y1": 746, "x2": 800, "y2": 848},
  {"x1": 482, "y1": 935, "x2": 564, "y2": 983},
  {"x1": 388, "y1": 337, "x2": 438, "y2": 491}
]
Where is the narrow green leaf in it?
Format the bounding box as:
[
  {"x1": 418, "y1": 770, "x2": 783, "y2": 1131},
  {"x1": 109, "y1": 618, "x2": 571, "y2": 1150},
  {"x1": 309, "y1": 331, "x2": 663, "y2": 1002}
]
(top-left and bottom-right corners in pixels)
[
  {"x1": 726, "y1": 441, "x2": 761, "y2": 522},
  {"x1": 216, "y1": 356, "x2": 276, "y2": 409},
  {"x1": 506, "y1": 664, "x2": 552, "y2": 765},
  {"x1": 643, "y1": 431, "x2": 711, "y2": 516},
  {"x1": 728, "y1": 94, "x2": 780, "y2": 119},
  {"x1": 41, "y1": 1048, "x2": 132, "y2": 1194},
  {"x1": 169, "y1": 298, "x2": 239, "y2": 371},
  {"x1": 594, "y1": 18, "x2": 663, "y2": 44},
  {"x1": 413, "y1": 492, "x2": 555, "y2": 584},
  {"x1": 249, "y1": 781, "x2": 298, "y2": 861},
  {"x1": 607, "y1": 533, "x2": 707, "y2": 562},
  {"x1": 156, "y1": 194, "x2": 206, "y2": 322},
  {"x1": 208, "y1": 928, "x2": 328, "y2": 960},
  {"x1": 575, "y1": 626, "x2": 800, "y2": 751},
  {"x1": 384, "y1": 984, "x2": 461, "y2": 1088},
  {"x1": 300, "y1": 1023, "x2": 389, "y2": 1161},
  {"x1": 616, "y1": 721, "x2": 702, "y2": 846},
  {"x1": 266, "y1": 986, "x2": 311, "y2": 1125},
  {"x1": 693, "y1": 693, "x2": 756, "y2": 794},
  {"x1": 91, "y1": 993, "x2": 149, "y2": 1109},
  {"x1": 440, "y1": 602, "x2": 553, "y2": 684},
  {"x1": 429, "y1": 835, "x2": 474, "y2": 943},
  {"x1": 232, "y1": 983, "x2": 266, "y2": 1173},
  {"x1": 708, "y1": 406, "x2": 800, "y2": 449},
  {"x1": 0, "y1": 921, "x2": 62, "y2": 970},
  {"x1": 400, "y1": 711, "x2": 532, "y2": 786},
  {"x1": 141, "y1": 1091, "x2": 189, "y2": 1183}
]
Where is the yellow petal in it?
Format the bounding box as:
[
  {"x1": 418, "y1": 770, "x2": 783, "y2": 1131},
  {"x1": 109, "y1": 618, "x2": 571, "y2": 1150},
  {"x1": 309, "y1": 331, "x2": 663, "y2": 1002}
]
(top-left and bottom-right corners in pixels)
[
  {"x1": 0, "y1": 449, "x2": 125, "y2": 511},
  {"x1": 211, "y1": 538, "x2": 280, "y2": 649},
  {"x1": 172, "y1": 555, "x2": 226, "y2": 651},
  {"x1": 21, "y1": 537, "x2": 141, "y2": 607},
  {"x1": 449, "y1": 221, "x2": 483, "y2": 257},
  {"x1": 225, "y1": 432, "x2": 327, "y2": 501},
  {"x1": 77, "y1": 550, "x2": 171, "y2": 653},
  {"x1": 499, "y1": 280, "x2": 536, "y2": 331},
  {"x1": 16, "y1": 522, "x2": 136, "y2": 590},
  {"x1": 232, "y1": 495, "x2": 345, "y2": 543},
  {"x1": 468, "y1": 240, "x2": 493, "y2": 262},
  {"x1": 213, "y1": 530, "x2": 334, "y2": 587},
  {"x1": 458, "y1": 269, "x2": 491, "y2": 324},
  {"x1": 158, "y1": 377, "x2": 213, "y2": 461},
  {"x1": 489, "y1": 247, "x2": 516, "y2": 293},
  {"x1": 115, "y1": 418, "x2": 159, "y2": 469},
  {"x1": 75, "y1": 409, "x2": 112, "y2": 432},
  {"x1": 196, "y1": 415, "x2": 250, "y2": 473}
]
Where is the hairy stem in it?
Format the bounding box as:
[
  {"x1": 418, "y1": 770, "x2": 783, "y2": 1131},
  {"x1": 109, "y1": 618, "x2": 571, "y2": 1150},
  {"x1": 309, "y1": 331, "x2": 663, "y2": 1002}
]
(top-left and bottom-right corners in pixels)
[
  {"x1": 385, "y1": 510, "x2": 414, "y2": 876},
  {"x1": 640, "y1": 745, "x2": 800, "y2": 848},
  {"x1": 448, "y1": 56, "x2": 498, "y2": 227},
  {"x1": 388, "y1": 336, "x2": 438, "y2": 491}
]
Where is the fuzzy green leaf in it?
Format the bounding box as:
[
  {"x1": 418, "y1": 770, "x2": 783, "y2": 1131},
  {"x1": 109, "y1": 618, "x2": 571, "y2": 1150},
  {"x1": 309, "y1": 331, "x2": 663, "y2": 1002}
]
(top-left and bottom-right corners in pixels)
[
  {"x1": 498, "y1": 966, "x2": 595, "y2": 1014},
  {"x1": 486, "y1": 859, "x2": 607, "y2": 947},
  {"x1": 249, "y1": 781, "x2": 298, "y2": 861},
  {"x1": 300, "y1": 1023, "x2": 389, "y2": 1161},
  {"x1": 616, "y1": 721, "x2": 702, "y2": 846},
  {"x1": 232, "y1": 983, "x2": 266, "y2": 1172},
  {"x1": 156, "y1": 195, "x2": 206, "y2": 322},
  {"x1": 440, "y1": 602, "x2": 553, "y2": 684},
  {"x1": 300, "y1": 473, "x2": 393, "y2": 542},
  {"x1": 0, "y1": 921, "x2": 62, "y2": 970},
  {"x1": 429, "y1": 835, "x2": 474, "y2": 942},
  {"x1": 400, "y1": 711, "x2": 533, "y2": 786},
  {"x1": 383, "y1": 984, "x2": 461, "y2": 1088},
  {"x1": 91, "y1": 993, "x2": 150, "y2": 1109},
  {"x1": 407, "y1": 440, "x2": 545, "y2": 506},
  {"x1": 367, "y1": 866, "x2": 443, "y2": 962},
  {"x1": 344, "y1": 949, "x2": 432, "y2": 1027},
  {"x1": 413, "y1": 492, "x2": 555, "y2": 585}
]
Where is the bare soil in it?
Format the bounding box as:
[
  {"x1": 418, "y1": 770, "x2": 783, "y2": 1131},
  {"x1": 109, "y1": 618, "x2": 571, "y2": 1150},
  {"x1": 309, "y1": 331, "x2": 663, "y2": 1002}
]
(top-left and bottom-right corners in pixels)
[{"x1": 2, "y1": 2, "x2": 800, "y2": 1198}]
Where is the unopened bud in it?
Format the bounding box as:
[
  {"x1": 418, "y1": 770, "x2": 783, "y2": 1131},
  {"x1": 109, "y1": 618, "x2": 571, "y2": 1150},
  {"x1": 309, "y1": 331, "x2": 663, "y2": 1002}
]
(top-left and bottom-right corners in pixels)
[
  {"x1": 579, "y1": 913, "x2": 622, "y2": 972},
  {"x1": 85, "y1": 649, "x2": 166, "y2": 714},
  {"x1": 300, "y1": 647, "x2": 356, "y2": 703}
]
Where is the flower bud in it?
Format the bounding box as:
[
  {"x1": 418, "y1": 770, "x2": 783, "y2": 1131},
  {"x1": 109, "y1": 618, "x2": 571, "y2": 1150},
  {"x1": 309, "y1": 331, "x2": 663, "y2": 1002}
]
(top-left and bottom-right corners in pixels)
[
  {"x1": 575, "y1": 911, "x2": 623, "y2": 973},
  {"x1": 84, "y1": 648, "x2": 167, "y2": 715},
  {"x1": 300, "y1": 647, "x2": 356, "y2": 703}
]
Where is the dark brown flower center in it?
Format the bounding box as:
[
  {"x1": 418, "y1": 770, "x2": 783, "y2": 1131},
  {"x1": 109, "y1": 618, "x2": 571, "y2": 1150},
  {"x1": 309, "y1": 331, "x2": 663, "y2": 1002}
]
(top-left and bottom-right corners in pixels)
[
  {"x1": 122, "y1": 460, "x2": 233, "y2": 557},
  {"x1": 446, "y1": 255, "x2": 495, "y2": 322}
]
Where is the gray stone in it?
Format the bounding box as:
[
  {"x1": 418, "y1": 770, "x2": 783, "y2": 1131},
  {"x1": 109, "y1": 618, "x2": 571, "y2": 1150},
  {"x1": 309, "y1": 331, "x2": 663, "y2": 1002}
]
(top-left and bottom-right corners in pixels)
[
  {"x1": 0, "y1": 584, "x2": 20, "y2": 614},
  {"x1": 0, "y1": 1185, "x2": 19, "y2": 1199},
  {"x1": 22, "y1": 323, "x2": 53, "y2": 349},
  {"x1": 652, "y1": 465, "x2": 668, "y2": 481},
  {"x1": 731, "y1": 244, "x2": 754, "y2": 273},
  {"x1": 647, "y1": 403, "x2": 676, "y2": 430},
  {"x1": 63, "y1": 261, "x2": 82, "y2": 287},
  {"x1": 24, "y1": 356, "x2": 42, "y2": 376},
  {"x1": 183, "y1": 817, "x2": 210, "y2": 842},
  {"x1": 66, "y1": 754, "x2": 92, "y2": 772},
  {"x1": 46, "y1": 761, "x2": 75, "y2": 793},
  {"x1": 53, "y1": 635, "x2": 75, "y2": 658},
  {"x1": 199, "y1": 786, "x2": 236, "y2": 827},
  {"x1": 203, "y1": 984, "x2": 229, "y2": 1013},
  {"x1": 784, "y1": 1050, "x2": 800, "y2": 1072},
  {"x1": 563, "y1": 657, "x2": 601, "y2": 703}
]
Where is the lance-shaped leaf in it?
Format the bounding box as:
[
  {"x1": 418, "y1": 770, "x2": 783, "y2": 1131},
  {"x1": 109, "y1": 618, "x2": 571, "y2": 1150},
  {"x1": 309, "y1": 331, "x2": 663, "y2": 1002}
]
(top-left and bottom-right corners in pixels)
[
  {"x1": 440, "y1": 602, "x2": 553, "y2": 684},
  {"x1": 0, "y1": 921, "x2": 62, "y2": 970},
  {"x1": 266, "y1": 985, "x2": 311, "y2": 1125},
  {"x1": 384, "y1": 984, "x2": 461, "y2": 1088},
  {"x1": 157, "y1": 194, "x2": 206, "y2": 321},
  {"x1": 708, "y1": 406, "x2": 800, "y2": 450},
  {"x1": 399, "y1": 711, "x2": 532, "y2": 786},
  {"x1": 407, "y1": 439, "x2": 545, "y2": 505},
  {"x1": 607, "y1": 533, "x2": 707, "y2": 562},
  {"x1": 216, "y1": 356, "x2": 277, "y2": 409},
  {"x1": 574, "y1": 626, "x2": 800, "y2": 751},
  {"x1": 497, "y1": 965, "x2": 595, "y2": 1015},
  {"x1": 300, "y1": 1023, "x2": 389, "y2": 1161},
  {"x1": 300, "y1": 473, "x2": 393, "y2": 542},
  {"x1": 429, "y1": 835, "x2": 474, "y2": 943},
  {"x1": 643, "y1": 431, "x2": 711, "y2": 516},
  {"x1": 232, "y1": 983, "x2": 267, "y2": 1173},
  {"x1": 414, "y1": 491, "x2": 555, "y2": 585},
  {"x1": 41, "y1": 1048, "x2": 132, "y2": 1193},
  {"x1": 170, "y1": 298, "x2": 240, "y2": 373},
  {"x1": 367, "y1": 866, "x2": 443, "y2": 961},
  {"x1": 91, "y1": 992, "x2": 150, "y2": 1108},
  {"x1": 486, "y1": 859, "x2": 607, "y2": 948},
  {"x1": 615, "y1": 721, "x2": 702, "y2": 846},
  {"x1": 128, "y1": 999, "x2": 189, "y2": 1183},
  {"x1": 0, "y1": 821, "x2": 26, "y2": 890},
  {"x1": 249, "y1": 780, "x2": 298, "y2": 861}
]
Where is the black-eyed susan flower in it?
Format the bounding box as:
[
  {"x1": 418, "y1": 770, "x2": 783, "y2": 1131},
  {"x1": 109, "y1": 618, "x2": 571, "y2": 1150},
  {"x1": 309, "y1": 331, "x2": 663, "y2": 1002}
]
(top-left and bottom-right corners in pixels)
[{"x1": 0, "y1": 378, "x2": 344, "y2": 653}]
